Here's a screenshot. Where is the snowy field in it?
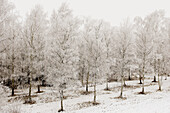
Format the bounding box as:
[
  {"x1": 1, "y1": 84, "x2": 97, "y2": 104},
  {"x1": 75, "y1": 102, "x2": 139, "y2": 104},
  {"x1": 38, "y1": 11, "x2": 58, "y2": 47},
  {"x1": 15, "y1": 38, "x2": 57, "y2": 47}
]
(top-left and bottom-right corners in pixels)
[
  {"x1": 1, "y1": 76, "x2": 170, "y2": 113},
  {"x1": 1, "y1": 0, "x2": 170, "y2": 113}
]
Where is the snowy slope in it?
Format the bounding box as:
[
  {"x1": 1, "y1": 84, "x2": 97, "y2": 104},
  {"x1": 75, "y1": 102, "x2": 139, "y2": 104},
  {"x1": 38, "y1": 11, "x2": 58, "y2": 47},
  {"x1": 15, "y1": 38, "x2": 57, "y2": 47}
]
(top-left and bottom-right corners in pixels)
[{"x1": 1, "y1": 77, "x2": 170, "y2": 113}]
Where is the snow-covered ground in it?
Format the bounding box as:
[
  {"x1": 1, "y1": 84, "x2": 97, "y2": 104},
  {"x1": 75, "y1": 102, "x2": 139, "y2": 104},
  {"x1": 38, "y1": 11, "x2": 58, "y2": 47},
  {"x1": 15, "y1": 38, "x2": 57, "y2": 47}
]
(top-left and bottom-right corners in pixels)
[{"x1": 1, "y1": 76, "x2": 170, "y2": 113}]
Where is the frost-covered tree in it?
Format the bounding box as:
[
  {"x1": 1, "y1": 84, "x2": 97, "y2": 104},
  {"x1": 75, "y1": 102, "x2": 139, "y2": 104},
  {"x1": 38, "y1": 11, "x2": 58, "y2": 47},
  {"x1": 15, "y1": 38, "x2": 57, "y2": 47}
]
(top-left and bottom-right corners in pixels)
[
  {"x1": 49, "y1": 3, "x2": 80, "y2": 112},
  {"x1": 83, "y1": 19, "x2": 105, "y2": 103},
  {"x1": 147, "y1": 10, "x2": 165, "y2": 82},
  {"x1": 91, "y1": 21, "x2": 105, "y2": 103},
  {"x1": 81, "y1": 18, "x2": 95, "y2": 93},
  {"x1": 23, "y1": 5, "x2": 48, "y2": 103},
  {"x1": 0, "y1": 0, "x2": 14, "y2": 78},
  {"x1": 162, "y1": 17, "x2": 170, "y2": 80},
  {"x1": 116, "y1": 19, "x2": 132, "y2": 98},
  {"x1": 0, "y1": 0, "x2": 22, "y2": 96},
  {"x1": 156, "y1": 39, "x2": 169, "y2": 90},
  {"x1": 102, "y1": 22, "x2": 114, "y2": 90},
  {"x1": 134, "y1": 16, "x2": 153, "y2": 94},
  {"x1": 0, "y1": 0, "x2": 14, "y2": 46},
  {"x1": 77, "y1": 41, "x2": 86, "y2": 87},
  {"x1": 7, "y1": 14, "x2": 22, "y2": 96}
]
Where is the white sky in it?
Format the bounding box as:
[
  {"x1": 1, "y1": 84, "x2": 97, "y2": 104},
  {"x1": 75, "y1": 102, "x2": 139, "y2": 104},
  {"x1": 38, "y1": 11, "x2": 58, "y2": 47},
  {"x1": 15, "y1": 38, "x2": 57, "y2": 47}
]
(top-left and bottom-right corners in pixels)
[{"x1": 12, "y1": 0, "x2": 170, "y2": 26}]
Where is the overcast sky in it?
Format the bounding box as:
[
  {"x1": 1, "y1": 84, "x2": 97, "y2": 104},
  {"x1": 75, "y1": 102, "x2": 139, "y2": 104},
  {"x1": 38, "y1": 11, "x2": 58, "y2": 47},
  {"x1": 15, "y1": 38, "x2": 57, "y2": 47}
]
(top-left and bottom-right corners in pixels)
[{"x1": 12, "y1": 0, "x2": 170, "y2": 26}]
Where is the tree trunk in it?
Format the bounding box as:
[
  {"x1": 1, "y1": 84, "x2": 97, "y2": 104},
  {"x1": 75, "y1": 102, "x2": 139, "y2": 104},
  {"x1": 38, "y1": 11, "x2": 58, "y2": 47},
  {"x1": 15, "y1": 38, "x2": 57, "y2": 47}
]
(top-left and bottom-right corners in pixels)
[
  {"x1": 11, "y1": 54, "x2": 15, "y2": 96},
  {"x1": 165, "y1": 73, "x2": 167, "y2": 80},
  {"x1": 158, "y1": 59, "x2": 161, "y2": 91},
  {"x1": 153, "y1": 59, "x2": 157, "y2": 82},
  {"x1": 123, "y1": 76, "x2": 126, "y2": 86},
  {"x1": 142, "y1": 75, "x2": 144, "y2": 93},
  {"x1": 139, "y1": 69, "x2": 142, "y2": 84},
  {"x1": 165, "y1": 76, "x2": 167, "y2": 80},
  {"x1": 37, "y1": 85, "x2": 40, "y2": 93},
  {"x1": 86, "y1": 72, "x2": 89, "y2": 93},
  {"x1": 81, "y1": 68, "x2": 84, "y2": 87},
  {"x1": 142, "y1": 66, "x2": 145, "y2": 94},
  {"x1": 120, "y1": 76, "x2": 124, "y2": 97},
  {"x1": 61, "y1": 90, "x2": 64, "y2": 111},
  {"x1": 105, "y1": 76, "x2": 109, "y2": 90},
  {"x1": 128, "y1": 69, "x2": 131, "y2": 80},
  {"x1": 59, "y1": 90, "x2": 64, "y2": 112},
  {"x1": 153, "y1": 75, "x2": 156, "y2": 82},
  {"x1": 105, "y1": 81, "x2": 109, "y2": 90},
  {"x1": 139, "y1": 75, "x2": 142, "y2": 84},
  {"x1": 158, "y1": 73, "x2": 161, "y2": 91},
  {"x1": 12, "y1": 88, "x2": 14, "y2": 96},
  {"x1": 28, "y1": 75, "x2": 32, "y2": 102},
  {"x1": 161, "y1": 73, "x2": 163, "y2": 89},
  {"x1": 128, "y1": 75, "x2": 131, "y2": 80},
  {"x1": 93, "y1": 83, "x2": 96, "y2": 103},
  {"x1": 93, "y1": 73, "x2": 97, "y2": 103},
  {"x1": 11, "y1": 78, "x2": 15, "y2": 96},
  {"x1": 81, "y1": 75, "x2": 84, "y2": 87}
]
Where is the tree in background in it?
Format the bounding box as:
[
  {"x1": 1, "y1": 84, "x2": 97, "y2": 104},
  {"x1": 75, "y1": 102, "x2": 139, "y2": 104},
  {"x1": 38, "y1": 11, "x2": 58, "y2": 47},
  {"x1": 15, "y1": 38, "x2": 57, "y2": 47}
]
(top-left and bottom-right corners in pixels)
[
  {"x1": 102, "y1": 22, "x2": 114, "y2": 90},
  {"x1": 116, "y1": 19, "x2": 133, "y2": 98},
  {"x1": 82, "y1": 18, "x2": 94, "y2": 93},
  {"x1": 23, "y1": 5, "x2": 48, "y2": 103},
  {"x1": 49, "y1": 3, "x2": 80, "y2": 112},
  {"x1": 8, "y1": 13, "x2": 22, "y2": 96},
  {"x1": 134, "y1": 15, "x2": 153, "y2": 94}
]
